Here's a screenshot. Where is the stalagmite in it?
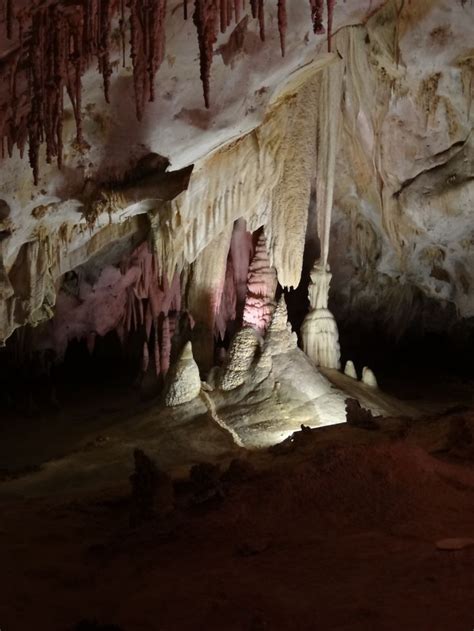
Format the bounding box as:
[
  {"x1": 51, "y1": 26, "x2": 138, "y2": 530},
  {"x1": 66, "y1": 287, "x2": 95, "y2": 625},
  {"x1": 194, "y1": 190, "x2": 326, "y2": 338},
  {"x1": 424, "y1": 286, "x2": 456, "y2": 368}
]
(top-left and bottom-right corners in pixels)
[
  {"x1": 219, "y1": 327, "x2": 262, "y2": 391},
  {"x1": 301, "y1": 60, "x2": 343, "y2": 370},
  {"x1": 362, "y1": 366, "x2": 378, "y2": 388},
  {"x1": 344, "y1": 360, "x2": 357, "y2": 380},
  {"x1": 242, "y1": 232, "x2": 277, "y2": 334},
  {"x1": 264, "y1": 296, "x2": 297, "y2": 355},
  {"x1": 164, "y1": 341, "x2": 201, "y2": 406},
  {"x1": 301, "y1": 263, "x2": 340, "y2": 369}
]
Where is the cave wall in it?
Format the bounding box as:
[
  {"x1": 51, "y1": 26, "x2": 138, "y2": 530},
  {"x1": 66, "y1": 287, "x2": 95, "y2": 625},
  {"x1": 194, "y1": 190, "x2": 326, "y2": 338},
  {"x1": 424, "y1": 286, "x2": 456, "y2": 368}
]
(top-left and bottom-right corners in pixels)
[{"x1": 0, "y1": 0, "x2": 473, "y2": 365}]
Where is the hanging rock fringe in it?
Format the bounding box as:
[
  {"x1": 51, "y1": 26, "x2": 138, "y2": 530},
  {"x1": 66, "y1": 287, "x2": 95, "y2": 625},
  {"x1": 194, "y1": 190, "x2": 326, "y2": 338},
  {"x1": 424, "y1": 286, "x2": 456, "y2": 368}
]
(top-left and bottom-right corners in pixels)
[{"x1": 0, "y1": 0, "x2": 337, "y2": 182}]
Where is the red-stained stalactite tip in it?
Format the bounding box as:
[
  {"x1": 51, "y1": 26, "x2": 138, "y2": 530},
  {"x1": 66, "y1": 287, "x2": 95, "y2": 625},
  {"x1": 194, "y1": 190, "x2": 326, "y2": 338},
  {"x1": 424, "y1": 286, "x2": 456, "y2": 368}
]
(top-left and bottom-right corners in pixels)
[
  {"x1": 327, "y1": 0, "x2": 336, "y2": 52},
  {"x1": 98, "y1": 0, "x2": 113, "y2": 103},
  {"x1": 119, "y1": 0, "x2": 127, "y2": 66},
  {"x1": 234, "y1": 0, "x2": 241, "y2": 22},
  {"x1": 193, "y1": 0, "x2": 219, "y2": 109},
  {"x1": 128, "y1": 0, "x2": 167, "y2": 119},
  {"x1": 309, "y1": 0, "x2": 325, "y2": 35},
  {"x1": 0, "y1": 0, "x2": 340, "y2": 183},
  {"x1": 257, "y1": 0, "x2": 265, "y2": 41},
  {"x1": 220, "y1": 0, "x2": 227, "y2": 33},
  {"x1": 277, "y1": 0, "x2": 287, "y2": 56}
]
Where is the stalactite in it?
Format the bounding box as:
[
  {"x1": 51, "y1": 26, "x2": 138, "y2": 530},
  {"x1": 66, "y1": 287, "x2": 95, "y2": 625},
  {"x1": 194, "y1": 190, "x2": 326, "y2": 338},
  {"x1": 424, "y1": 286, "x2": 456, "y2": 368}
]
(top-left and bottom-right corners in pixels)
[
  {"x1": 220, "y1": 0, "x2": 227, "y2": 33},
  {"x1": 154, "y1": 318, "x2": 161, "y2": 376},
  {"x1": 193, "y1": 0, "x2": 219, "y2": 109},
  {"x1": 327, "y1": 0, "x2": 336, "y2": 52},
  {"x1": 142, "y1": 340, "x2": 150, "y2": 372},
  {"x1": 0, "y1": 0, "x2": 341, "y2": 181},
  {"x1": 277, "y1": 0, "x2": 287, "y2": 56},
  {"x1": 227, "y1": 0, "x2": 233, "y2": 27},
  {"x1": 128, "y1": 0, "x2": 167, "y2": 119},
  {"x1": 258, "y1": 0, "x2": 265, "y2": 41},
  {"x1": 98, "y1": 0, "x2": 113, "y2": 103},
  {"x1": 309, "y1": 0, "x2": 325, "y2": 34},
  {"x1": 234, "y1": 0, "x2": 242, "y2": 22},
  {"x1": 161, "y1": 316, "x2": 171, "y2": 375},
  {"x1": 119, "y1": 0, "x2": 127, "y2": 66},
  {"x1": 5, "y1": 0, "x2": 13, "y2": 39}
]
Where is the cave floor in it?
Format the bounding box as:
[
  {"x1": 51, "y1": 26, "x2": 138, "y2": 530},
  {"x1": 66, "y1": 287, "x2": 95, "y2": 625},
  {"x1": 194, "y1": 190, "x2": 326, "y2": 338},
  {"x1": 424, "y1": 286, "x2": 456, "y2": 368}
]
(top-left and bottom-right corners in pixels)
[
  {"x1": 0, "y1": 371, "x2": 473, "y2": 498},
  {"x1": 1, "y1": 406, "x2": 474, "y2": 631}
]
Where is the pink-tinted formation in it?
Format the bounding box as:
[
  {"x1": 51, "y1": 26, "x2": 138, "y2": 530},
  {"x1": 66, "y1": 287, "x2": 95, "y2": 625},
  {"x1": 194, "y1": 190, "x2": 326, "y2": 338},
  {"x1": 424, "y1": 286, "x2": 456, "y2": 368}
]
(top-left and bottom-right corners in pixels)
[
  {"x1": 47, "y1": 242, "x2": 182, "y2": 378},
  {"x1": 0, "y1": 0, "x2": 336, "y2": 182}
]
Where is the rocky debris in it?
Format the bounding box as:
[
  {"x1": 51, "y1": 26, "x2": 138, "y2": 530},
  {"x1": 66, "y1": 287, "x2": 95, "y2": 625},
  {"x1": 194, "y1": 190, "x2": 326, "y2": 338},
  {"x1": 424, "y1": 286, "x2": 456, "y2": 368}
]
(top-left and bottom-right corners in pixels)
[
  {"x1": 269, "y1": 424, "x2": 317, "y2": 455},
  {"x1": 164, "y1": 341, "x2": 201, "y2": 406},
  {"x1": 189, "y1": 462, "x2": 224, "y2": 504},
  {"x1": 436, "y1": 538, "x2": 474, "y2": 552},
  {"x1": 446, "y1": 417, "x2": 474, "y2": 457},
  {"x1": 129, "y1": 449, "x2": 174, "y2": 526},
  {"x1": 222, "y1": 458, "x2": 256, "y2": 483},
  {"x1": 345, "y1": 398, "x2": 379, "y2": 430}
]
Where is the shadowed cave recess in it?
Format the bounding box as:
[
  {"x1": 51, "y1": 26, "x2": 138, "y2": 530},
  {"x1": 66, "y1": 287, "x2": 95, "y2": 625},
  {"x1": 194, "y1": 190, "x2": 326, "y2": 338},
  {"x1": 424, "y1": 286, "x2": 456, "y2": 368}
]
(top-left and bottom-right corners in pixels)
[{"x1": 1, "y1": 2, "x2": 474, "y2": 631}]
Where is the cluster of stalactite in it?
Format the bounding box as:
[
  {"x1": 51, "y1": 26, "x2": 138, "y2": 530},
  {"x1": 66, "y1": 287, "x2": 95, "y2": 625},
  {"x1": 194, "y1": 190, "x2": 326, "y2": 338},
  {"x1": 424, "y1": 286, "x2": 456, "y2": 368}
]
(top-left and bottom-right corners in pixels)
[
  {"x1": 0, "y1": 0, "x2": 337, "y2": 182},
  {"x1": 47, "y1": 241, "x2": 185, "y2": 380}
]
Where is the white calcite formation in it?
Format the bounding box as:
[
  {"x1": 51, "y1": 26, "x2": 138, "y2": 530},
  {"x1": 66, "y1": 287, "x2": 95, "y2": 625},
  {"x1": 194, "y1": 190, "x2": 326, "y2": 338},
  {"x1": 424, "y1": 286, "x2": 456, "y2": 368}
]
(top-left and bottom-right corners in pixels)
[
  {"x1": 264, "y1": 296, "x2": 298, "y2": 356},
  {"x1": 242, "y1": 232, "x2": 278, "y2": 334},
  {"x1": 219, "y1": 327, "x2": 263, "y2": 391},
  {"x1": 344, "y1": 361, "x2": 358, "y2": 380},
  {"x1": 164, "y1": 342, "x2": 201, "y2": 407},
  {"x1": 362, "y1": 367, "x2": 379, "y2": 389},
  {"x1": 301, "y1": 262, "x2": 341, "y2": 370}
]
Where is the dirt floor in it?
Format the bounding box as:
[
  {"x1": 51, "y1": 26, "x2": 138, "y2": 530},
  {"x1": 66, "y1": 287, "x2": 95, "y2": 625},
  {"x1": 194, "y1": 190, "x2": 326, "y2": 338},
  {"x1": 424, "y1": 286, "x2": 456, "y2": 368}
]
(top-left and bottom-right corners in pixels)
[{"x1": 2, "y1": 402, "x2": 474, "y2": 631}]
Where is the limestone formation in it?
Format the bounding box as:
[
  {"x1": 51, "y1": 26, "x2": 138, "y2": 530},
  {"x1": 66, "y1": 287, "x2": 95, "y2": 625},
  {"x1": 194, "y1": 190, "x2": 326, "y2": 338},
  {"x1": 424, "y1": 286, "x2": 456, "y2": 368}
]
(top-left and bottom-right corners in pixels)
[
  {"x1": 219, "y1": 328, "x2": 262, "y2": 391},
  {"x1": 242, "y1": 233, "x2": 278, "y2": 334},
  {"x1": 301, "y1": 263, "x2": 341, "y2": 370},
  {"x1": 362, "y1": 367, "x2": 378, "y2": 388},
  {"x1": 264, "y1": 296, "x2": 298, "y2": 355},
  {"x1": 164, "y1": 342, "x2": 201, "y2": 406},
  {"x1": 344, "y1": 361, "x2": 358, "y2": 380}
]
